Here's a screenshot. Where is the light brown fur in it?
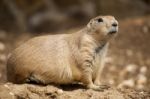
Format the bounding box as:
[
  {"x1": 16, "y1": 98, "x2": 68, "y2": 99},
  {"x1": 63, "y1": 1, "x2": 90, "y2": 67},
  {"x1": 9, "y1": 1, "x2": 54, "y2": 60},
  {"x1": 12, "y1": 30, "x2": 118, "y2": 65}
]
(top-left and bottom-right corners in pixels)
[{"x1": 7, "y1": 15, "x2": 118, "y2": 91}]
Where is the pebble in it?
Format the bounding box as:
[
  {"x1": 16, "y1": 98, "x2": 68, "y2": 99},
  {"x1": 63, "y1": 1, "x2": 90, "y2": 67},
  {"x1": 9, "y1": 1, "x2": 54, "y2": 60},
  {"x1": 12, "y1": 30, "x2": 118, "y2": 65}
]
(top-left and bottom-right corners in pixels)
[
  {"x1": 140, "y1": 91, "x2": 144, "y2": 94},
  {"x1": 56, "y1": 89, "x2": 63, "y2": 94},
  {"x1": 0, "y1": 54, "x2": 6, "y2": 62},
  {"x1": 0, "y1": 31, "x2": 6, "y2": 39},
  {"x1": 142, "y1": 26, "x2": 149, "y2": 33},
  {"x1": 105, "y1": 57, "x2": 113, "y2": 63},
  {"x1": 109, "y1": 66, "x2": 117, "y2": 72},
  {"x1": 0, "y1": 42, "x2": 5, "y2": 51},
  {"x1": 126, "y1": 50, "x2": 133, "y2": 56},
  {"x1": 137, "y1": 84, "x2": 144, "y2": 90},
  {"x1": 109, "y1": 79, "x2": 115, "y2": 85},
  {"x1": 9, "y1": 92, "x2": 14, "y2": 96},
  {"x1": 137, "y1": 74, "x2": 147, "y2": 85},
  {"x1": 118, "y1": 79, "x2": 135, "y2": 88},
  {"x1": 139, "y1": 66, "x2": 147, "y2": 74},
  {"x1": 125, "y1": 64, "x2": 137, "y2": 73},
  {"x1": 4, "y1": 84, "x2": 10, "y2": 89}
]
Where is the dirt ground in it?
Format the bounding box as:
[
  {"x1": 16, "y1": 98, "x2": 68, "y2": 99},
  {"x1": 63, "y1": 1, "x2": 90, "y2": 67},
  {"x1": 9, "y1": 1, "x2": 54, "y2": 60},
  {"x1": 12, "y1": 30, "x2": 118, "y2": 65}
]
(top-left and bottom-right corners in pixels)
[
  {"x1": 0, "y1": 83, "x2": 150, "y2": 99},
  {"x1": 0, "y1": 16, "x2": 150, "y2": 99}
]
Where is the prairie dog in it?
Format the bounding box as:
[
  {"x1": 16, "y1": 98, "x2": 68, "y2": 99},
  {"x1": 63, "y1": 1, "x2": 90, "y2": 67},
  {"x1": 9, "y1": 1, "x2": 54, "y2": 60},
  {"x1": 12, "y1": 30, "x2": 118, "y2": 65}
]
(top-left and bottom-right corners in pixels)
[{"x1": 7, "y1": 15, "x2": 118, "y2": 91}]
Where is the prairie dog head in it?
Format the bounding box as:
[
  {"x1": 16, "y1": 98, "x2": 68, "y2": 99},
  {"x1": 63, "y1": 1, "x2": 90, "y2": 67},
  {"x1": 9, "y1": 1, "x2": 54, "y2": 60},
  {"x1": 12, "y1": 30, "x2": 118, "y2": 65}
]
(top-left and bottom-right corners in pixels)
[{"x1": 87, "y1": 15, "x2": 118, "y2": 37}]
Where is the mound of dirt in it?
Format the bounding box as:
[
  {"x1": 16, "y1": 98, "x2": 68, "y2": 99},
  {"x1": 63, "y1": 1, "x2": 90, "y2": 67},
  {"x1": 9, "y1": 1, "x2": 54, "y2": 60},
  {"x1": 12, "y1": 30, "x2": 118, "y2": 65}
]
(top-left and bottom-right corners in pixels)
[{"x1": 0, "y1": 83, "x2": 149, "y2": 99}]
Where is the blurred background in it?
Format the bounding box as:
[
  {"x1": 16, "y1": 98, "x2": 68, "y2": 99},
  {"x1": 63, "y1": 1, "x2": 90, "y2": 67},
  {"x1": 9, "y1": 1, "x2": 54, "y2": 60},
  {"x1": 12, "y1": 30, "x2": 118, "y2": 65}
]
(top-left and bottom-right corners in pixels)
[{"x1": 0, "y1": 0, "x2": 150, "y2": 91}]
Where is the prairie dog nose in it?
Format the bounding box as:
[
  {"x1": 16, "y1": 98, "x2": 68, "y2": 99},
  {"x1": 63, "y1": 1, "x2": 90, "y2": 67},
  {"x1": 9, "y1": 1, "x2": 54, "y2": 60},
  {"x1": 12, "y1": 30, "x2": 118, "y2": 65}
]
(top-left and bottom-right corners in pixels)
[{"x1": 112, "y1": 23, "x2": 118, "y2": 27}]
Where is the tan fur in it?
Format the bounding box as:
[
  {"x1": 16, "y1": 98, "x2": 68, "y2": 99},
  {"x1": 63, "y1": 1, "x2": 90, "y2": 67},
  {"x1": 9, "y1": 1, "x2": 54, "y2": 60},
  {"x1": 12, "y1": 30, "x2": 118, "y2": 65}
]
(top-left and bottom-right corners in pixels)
[{"x1": 7, "y1": 15, "x2": 118, "y2": 91}]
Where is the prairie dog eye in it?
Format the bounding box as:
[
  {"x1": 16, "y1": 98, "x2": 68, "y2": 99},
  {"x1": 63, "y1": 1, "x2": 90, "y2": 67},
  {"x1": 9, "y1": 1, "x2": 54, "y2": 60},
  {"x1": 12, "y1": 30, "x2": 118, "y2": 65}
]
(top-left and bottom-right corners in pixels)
[{"x1": 97, "y1": 18, "x2": 103, "y2": 23}]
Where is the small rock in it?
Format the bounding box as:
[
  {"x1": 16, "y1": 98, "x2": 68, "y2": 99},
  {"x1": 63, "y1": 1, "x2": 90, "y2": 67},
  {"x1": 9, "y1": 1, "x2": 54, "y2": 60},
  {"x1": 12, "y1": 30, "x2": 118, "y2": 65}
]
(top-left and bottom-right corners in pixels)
[
  {"x1": 0, "y1": 54, "x2": 6, "y2": 62},
  {"x1": 87, "y1": 92, "x2": 93, "y2": 97},
  {"x1": 105, "y1": 57, "x2": 113, "y2": 63},
  {"x1": 118, "y1": 79, "x2": 135, "y2": 88},
  {"x1": 109, "y1": 66, "x2": 117, "y2": 72},
  {"x1": 4, "y1": 84, "x2": 10, "y2": 89},
  {"x1": 125, "y1": 64, "x2": 137, "y2": 73},
  {"x1": 140, "y1": 91, "x2": 144, "y2": 94},
  {"x1": 9, "y1": 92, "x2": 14, "y2": 96},
  {"x1": 109, "y1": 79, "x2": 115, "y2": 85},
  {"x1": 137, "y1": 84, "x2": 144, "y2": 90},
  {"x1": 0, "y1": 42, "x2": 5, "y2": 51},
  {"x1": 137, "y1": 74, "x2": 147, "y2": 85},
  {"x1": 142, "y1": 26, "x2": 149, "y2": 33},
  {"x1": 126, "y1": 50, "x2": 133, "y2": 56},
  {"x1": 56, "y1": 89, "x2": 63, "y2": 94},
  {"x1": 0, "y1": 31, "x2": 7, "y2": 39},
  {"x1": 139, "y1": 66, "x2": 147, "y2": 74}
]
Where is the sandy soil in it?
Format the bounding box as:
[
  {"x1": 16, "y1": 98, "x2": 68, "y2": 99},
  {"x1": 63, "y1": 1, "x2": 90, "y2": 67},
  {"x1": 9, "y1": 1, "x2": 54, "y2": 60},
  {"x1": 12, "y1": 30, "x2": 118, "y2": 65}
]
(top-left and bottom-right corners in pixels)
[{"x1": 0, "y1": 83, "x2": 150, "y2": 99}]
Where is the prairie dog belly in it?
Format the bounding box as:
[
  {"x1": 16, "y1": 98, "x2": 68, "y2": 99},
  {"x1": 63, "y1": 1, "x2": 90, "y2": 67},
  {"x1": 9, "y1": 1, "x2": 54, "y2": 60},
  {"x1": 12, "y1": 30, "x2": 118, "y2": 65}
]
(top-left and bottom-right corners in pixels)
[{"x1": 92, "y1": 43, "x2": 108, "y2": 79}]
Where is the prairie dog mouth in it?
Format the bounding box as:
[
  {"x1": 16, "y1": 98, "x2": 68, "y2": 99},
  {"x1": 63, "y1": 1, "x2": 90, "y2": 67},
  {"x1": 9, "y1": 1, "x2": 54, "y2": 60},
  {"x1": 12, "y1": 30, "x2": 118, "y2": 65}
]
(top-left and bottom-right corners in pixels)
[
  {"x1": 109, "y1": 30, "x2": 117, "y2": 34},
  {"x1": 109, "y1": 27, "x2": 118, "y2": 34}
]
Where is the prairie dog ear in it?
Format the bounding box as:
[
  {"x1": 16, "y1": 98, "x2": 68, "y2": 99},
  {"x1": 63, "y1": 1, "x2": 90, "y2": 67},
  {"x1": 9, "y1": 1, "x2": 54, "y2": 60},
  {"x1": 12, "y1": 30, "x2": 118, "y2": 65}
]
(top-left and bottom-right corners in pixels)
[
  {"x1": 87, "y1": 19, "x2": 93, "y2": 29},
  {"x1": 87, "y1": 21, "x2": 91, "y2": 29},
  {"x1": 87, "y1": 22, "x2": 91, "y2": 29}
]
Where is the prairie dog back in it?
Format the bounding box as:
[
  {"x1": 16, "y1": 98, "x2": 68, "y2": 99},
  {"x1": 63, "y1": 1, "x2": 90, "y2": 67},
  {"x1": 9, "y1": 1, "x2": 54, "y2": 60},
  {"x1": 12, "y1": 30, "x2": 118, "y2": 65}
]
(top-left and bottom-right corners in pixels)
[{"x1": 7, "y1": 34, "x2": 80, "y2": 84}]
